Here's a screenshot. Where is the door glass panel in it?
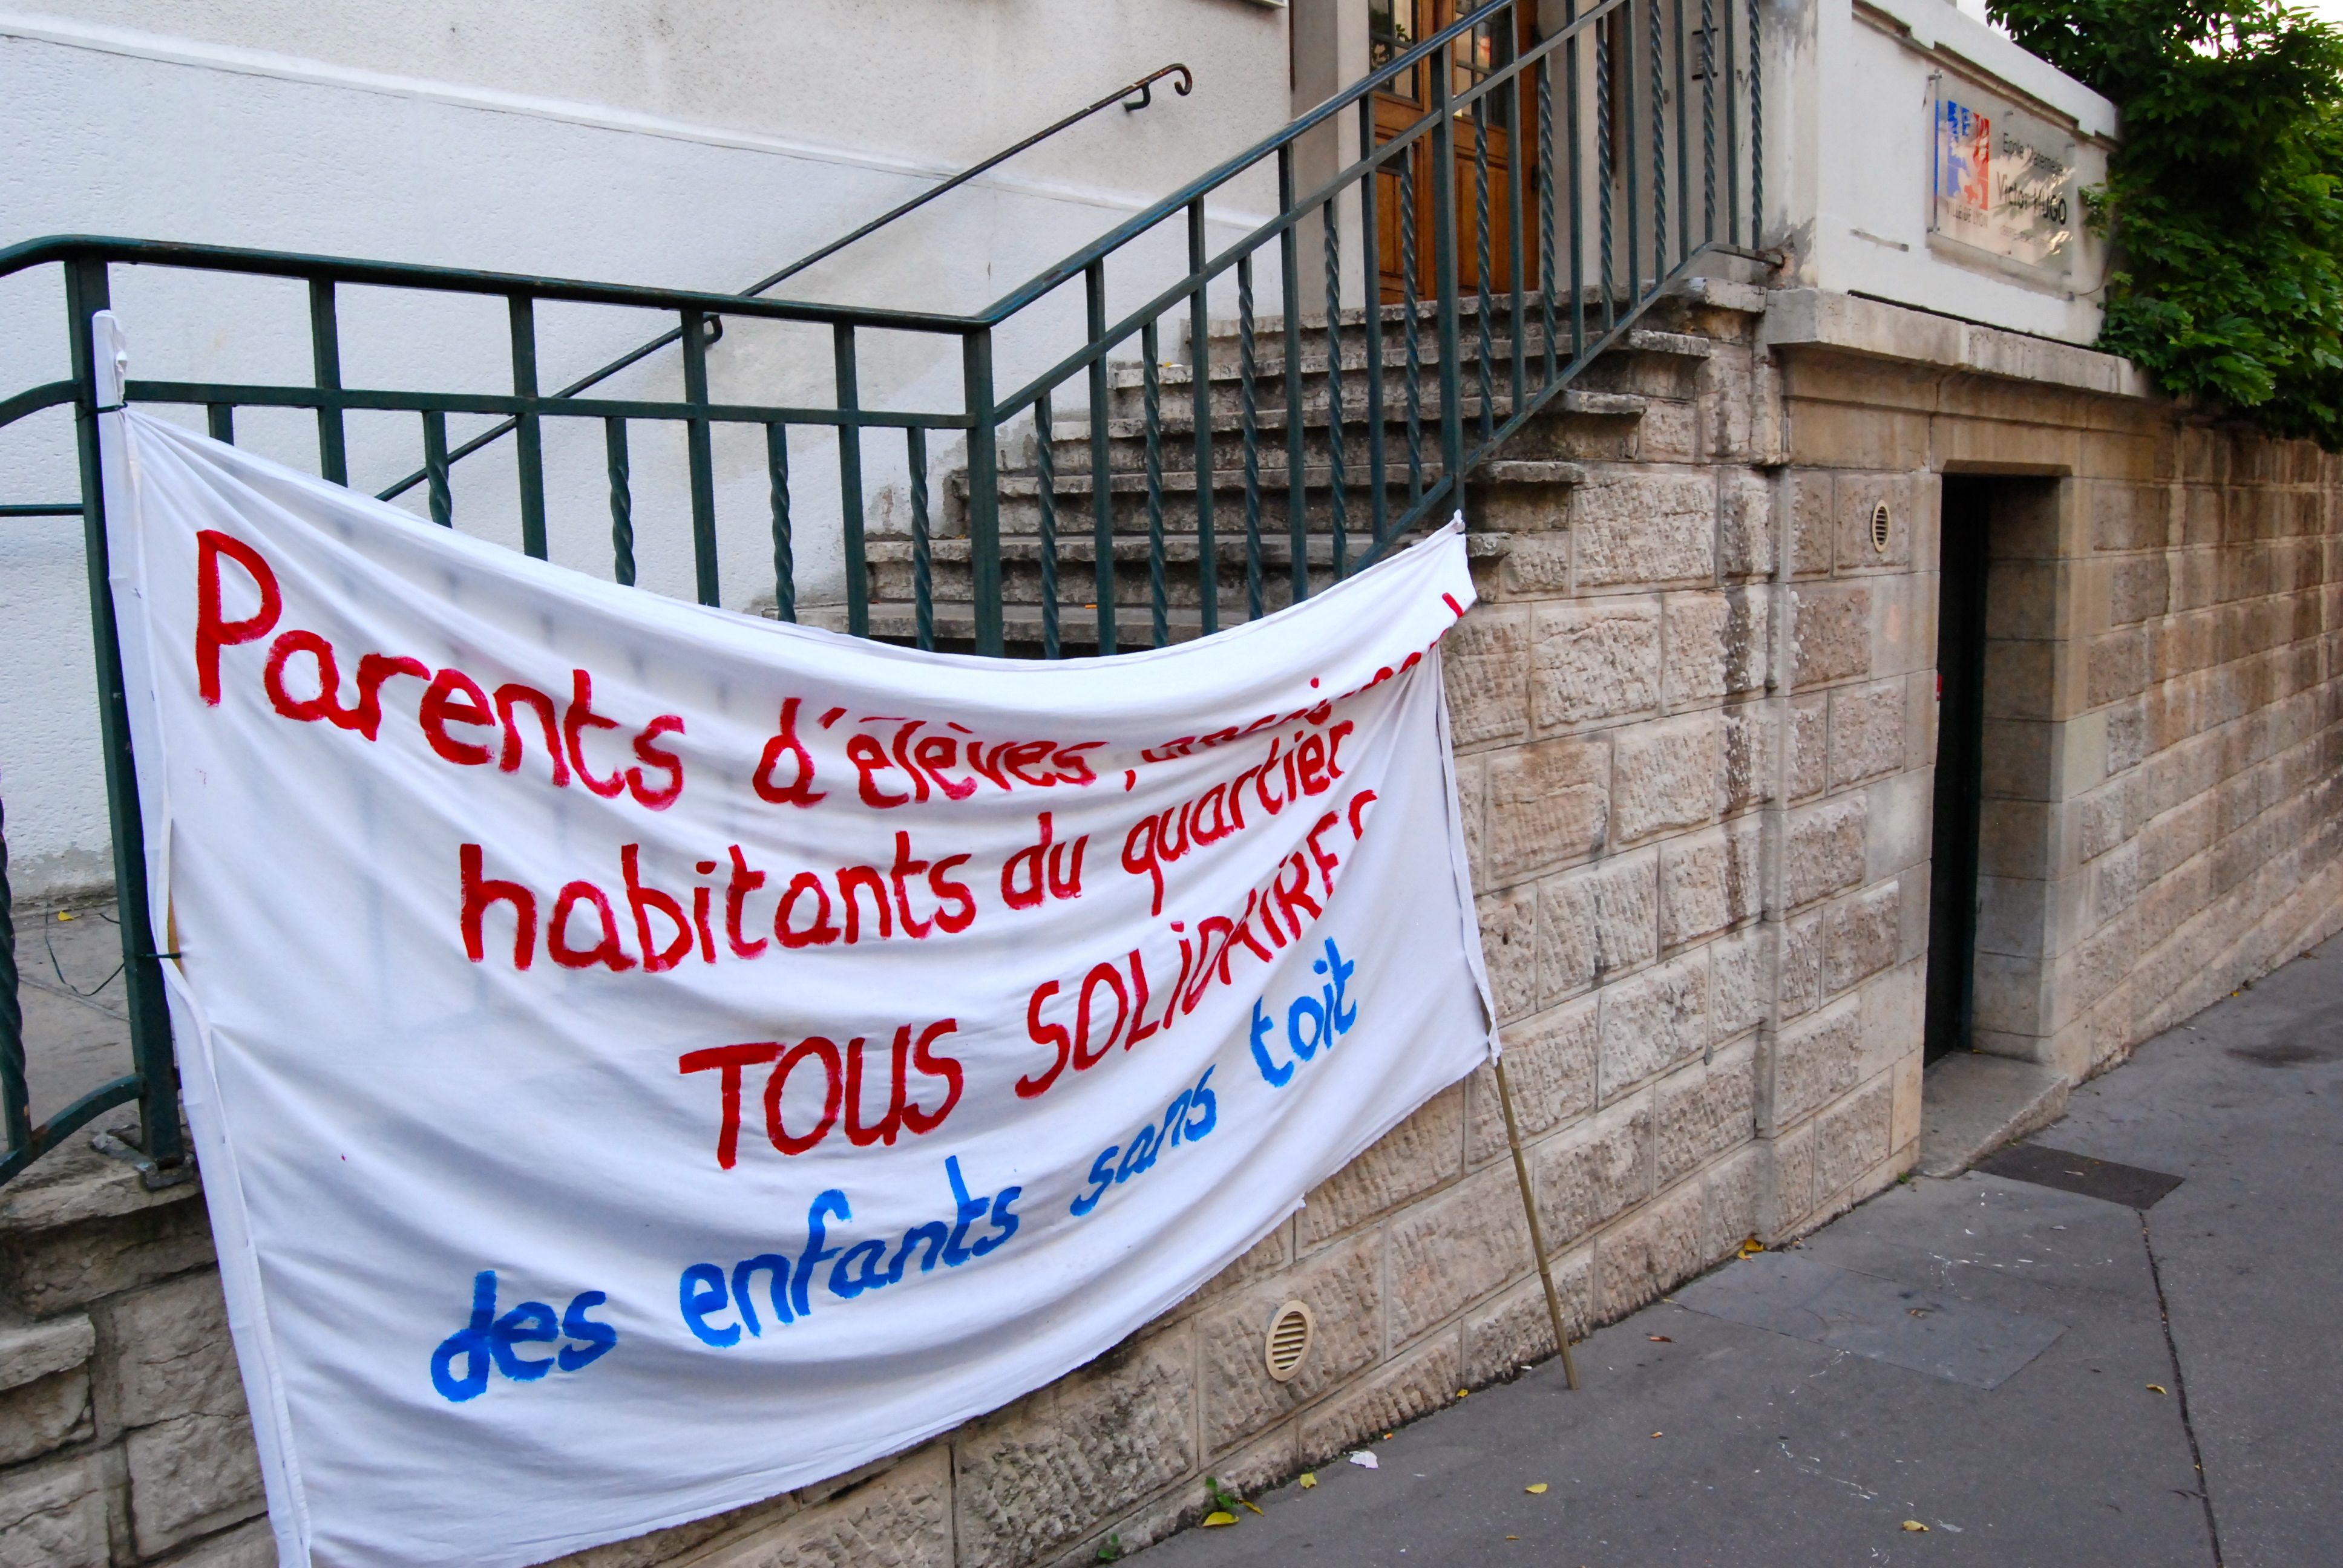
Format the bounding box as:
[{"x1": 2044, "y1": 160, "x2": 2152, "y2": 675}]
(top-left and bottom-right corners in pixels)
[
  {"x1": 1450, "y1": 16, "x2": 1513, "y2": 128},
  {"x1": 1369, "y1": 0, "x2": 1533, "y2": 302},
  {"x1": 1369, "y1": 0, "x2": 1411, "y2": 70}
]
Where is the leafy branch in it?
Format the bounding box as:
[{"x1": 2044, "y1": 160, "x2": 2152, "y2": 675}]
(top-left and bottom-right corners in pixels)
[{"x1": 1990, "y1": 0, "x2": 2343, "y2": 446}]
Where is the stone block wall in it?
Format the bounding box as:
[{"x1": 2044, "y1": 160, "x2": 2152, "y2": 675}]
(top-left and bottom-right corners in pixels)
[
  {"x1": 0, "y1": 1143, "x2": 268, "y2": 1568},
  {"x1": 1771, "y1": 310, "x2": 2343, "y2": 1082},
  {"x1": 2049, "y1": 433, "x2": 2343, "y2": 1070},
  {"x1": 5, "y1": 285, "x2": 2339, "y2": 1568}
]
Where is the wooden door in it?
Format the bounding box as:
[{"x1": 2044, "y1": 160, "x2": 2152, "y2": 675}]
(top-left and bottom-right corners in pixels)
[{"x1": 1369, "y1": 0, "x2": 1539, "y2": 305}]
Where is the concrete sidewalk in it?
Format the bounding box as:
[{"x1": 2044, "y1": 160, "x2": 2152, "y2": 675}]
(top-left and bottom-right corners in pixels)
[
  {"x1": 9, "y1": 901, "x2": 134, "y2": 1126},
  {"x1": 1143, "y1": 936, "x2": 2343, "y2": 1567}
]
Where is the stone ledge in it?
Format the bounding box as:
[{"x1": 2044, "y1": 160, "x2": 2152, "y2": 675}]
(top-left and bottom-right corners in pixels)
[
  {"x1": 1668, "y1": 276, "x2": 1767, "y2": 316},
  {"x1": 1916, "y1": 1052, "x2": 2071, "y2": 1179},
  {"x1": 1557, "y1": 390, "x2": 1650, "y2": 419},
  {"x1": 1476, "y1": 460, "x2": 1587, "y2": 487},
  {"x1": 0, "y1": 1313, "x2": 93, "y2": 1392},
  {"x1": 0, "y1": 1132, "x2": 202, "y2": 1236},
  {"x1": 1625, "y1": 329, "x2": 1715, "y2": 360},
  {"x1": 1758, "y1": 289, "x2": 2154, "y2": 402}
]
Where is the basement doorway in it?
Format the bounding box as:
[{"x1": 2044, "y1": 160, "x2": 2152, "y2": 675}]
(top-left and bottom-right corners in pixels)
[
  {"x1": 1924, "y1": 475, "x2": 2062, "y2": 1063},
  {"x1": 1925, "y1": 477, "x2": 1992, "y2": 1062}
]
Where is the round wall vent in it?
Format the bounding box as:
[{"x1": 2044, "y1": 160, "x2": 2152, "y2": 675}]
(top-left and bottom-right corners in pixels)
[
  {"x1": 1870, "y1": 499, "x2": 1893, "y2": 554},
  {"x1": 1264, "y1": 1299, "x2": 1315, "y2": 1382}
]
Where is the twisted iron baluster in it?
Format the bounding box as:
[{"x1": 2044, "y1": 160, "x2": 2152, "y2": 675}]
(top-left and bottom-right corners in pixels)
[
  {"x1": 1702, "y1": 0, "x2": 1717, "y2": 244},
  {"x1": 766, "y1": 422, "x2": 795, "y2": 622},
  {"x1": 1142, "y1": 321, "x2": 1169, "y2": 648},
  {"x1": 1473, "y1": 96, "x2": 1496, "y2": 445},
  {"x1": 1085, "y1": 261, "x2": 1115, "y2": 655},
  {"x1": 1725, "y1": 0, "x2": 1740, "y2": 243},
  {"x1": 605, "y1": 417, "x2": 634, "y2": 584},
  {"x1": 1673, "y1": 0, "x2": 1691, "y2": 264},
  {"x1": 1748, "y1": 0, "x2": 1763, "y2": 247},
  {"x1": 1239, "y1": 258, "x2": 1265, "y2": 621},
  {"x1": 1277, "y1": 145, "x2": 1309, "y2": 606},
  {"x1": 1187, "y1": 199, "x2": 1217, "y2": 638},
  {"x1": 1622, "y1": 1, "x2": 1641, "y2": 316},
  {"x1": 1034, "y1": 395, "x2": 1060, "y2": 658},
  {"x1": 1568, "y1": 0, "x2": 1587, "y2": 361},
  {"x1": 424, "y1": 411, "x2": 453, "y2": 529},
  {"x1": 1507, "y1": 45, "x2": 1529, "y2": 437},
  {"x1": 909, "y1": 428, "x2": 934, "y2": 652},
  {"x1": 1, "y1": 793, "x2": 26, "y2": 1164},
  {"x1": 1359, "y1": 95, "x2": 1389, "y2": 557},
  {"x1": 1539, "y1": 57, "x2": 1558, "y2": 390},
  {"x1": 1651, "y1": 0, "x2": 1669, "y2": 285},
  {"x1": 1401, "y1": 154, "x2": 1426, "y2": 505},
  {"x1": 1323, "y1": 195, "x2": 1348, "y2": 578},
  {"x1": 1597, "y1": 17, "x2": 1616, "y2": 330}
]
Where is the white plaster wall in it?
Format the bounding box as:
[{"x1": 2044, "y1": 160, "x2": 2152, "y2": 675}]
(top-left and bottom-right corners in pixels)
[
  {"x1": 0, "y1": 2, "x2": 1292, "y2": 898},
  {"x1": 1768, "y1": 0, "x2": 2115, "y2": 345},
  {"x1": 4, "y1": 0, "x2": 1293, "y2": 203}
]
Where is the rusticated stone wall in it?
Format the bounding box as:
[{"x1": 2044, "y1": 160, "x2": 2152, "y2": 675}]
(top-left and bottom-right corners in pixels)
[
  {"x1": 2008, "y1": 431, "x2": 2343, "y2": 1071},
  {"x1": 4, "y1": 284, "x2": 2338, "y2": 1568},
  {"x1": 1766, "y1": 291, "x2": 2343, "y2": 1082},
  {"x1": 0, "y1": 1145, "x2": 258, "y2": 1568}
]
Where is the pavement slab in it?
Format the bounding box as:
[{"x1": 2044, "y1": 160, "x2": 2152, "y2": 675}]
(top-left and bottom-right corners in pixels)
[
  {"x1": 2049, "y1": 942, "x2": 2343, "y2": 1568},
  {"x1": 1143, "y1": 934, "x2": 2343, "y2": 1568},
  {"x1": 1674, "y1": 1240, "x2": 2070, "y2": 1390}
]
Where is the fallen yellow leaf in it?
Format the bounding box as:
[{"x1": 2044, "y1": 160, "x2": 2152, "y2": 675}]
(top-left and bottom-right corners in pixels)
[
  {"x1": 1505, "y1": 1535, "x2": 1519, "y2": 1541},
  {"x1": 2147, "y1": 1384, "x2": 2168, "y2": 1394},
  {"x1": 1901, "y1": 1521, "x2": 1930, "y2": 1532},
  {"x1": 1242, "y1": 1501, "x2": 1264, "y2": 1516},
  {"x1": 1202, "y1": 1511, "x2": 1237, "y2": 1527},
  {"x1": 1737, "y1": 1235, "x2": 1764, "y2": 1258},
  {"x1": 1298, "y1": 1472, "x2": 1317, "y2": 1489},
  {"x1": 56, "y1": 912, "x2": 74, "y2": 921},
  {"x1": 1524, "y1": 1483, "x2": 1549, "y2": 1495},
  {"x1": 1457, "y1": 1388, "x2": 1470, "y2": 1397}
]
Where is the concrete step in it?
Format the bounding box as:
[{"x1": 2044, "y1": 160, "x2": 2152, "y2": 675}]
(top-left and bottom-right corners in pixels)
[
  {"x1": 1916, "y1": 1053, "x2": 2072, "y2": 1179},
  {"x1": 1101, "y1": 324, "x2": 1706, "y2": 428},
  {"x1": 1190, "y1": 290, "x2": 1721, "y2": 364},
  {"x1": 1007, "y1": 388, "x2": 1642, "y2": 491},
  {"x1": 855, "y1": 530, "x2": 1504, "y2": 648}
]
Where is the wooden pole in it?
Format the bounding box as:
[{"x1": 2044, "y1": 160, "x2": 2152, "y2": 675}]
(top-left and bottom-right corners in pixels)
[{"x1": 1492, "y1": 1053, "x2": 1579, "y2": 1390}]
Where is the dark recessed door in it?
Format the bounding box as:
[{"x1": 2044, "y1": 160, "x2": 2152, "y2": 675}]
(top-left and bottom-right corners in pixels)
[{"x1": 1926, "y1": 478, "x2": 1991, "y2": 1061}]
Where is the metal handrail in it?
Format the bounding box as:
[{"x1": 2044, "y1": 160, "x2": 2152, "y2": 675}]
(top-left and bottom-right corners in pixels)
[
  {"x1": 0, "y1": 234, "x2": 980, "y2": 327},
  {"x1": 372, "y1": 62, "x2": 1194, "y2": 505},
  {"x1": 761, "y1": 63, "x2": 1196, "y2": 298}
]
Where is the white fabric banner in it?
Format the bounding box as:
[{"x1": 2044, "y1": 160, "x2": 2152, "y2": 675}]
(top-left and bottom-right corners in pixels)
[{"x1": 99, "y1": 405, "x2": 1494, "y2": 1568}]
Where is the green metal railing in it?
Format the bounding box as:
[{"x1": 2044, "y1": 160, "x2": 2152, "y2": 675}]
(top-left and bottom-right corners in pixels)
[
  {"x1": 963, "y1": 0, "x2": 1769, "y2": 655},
  {"x1": 0, "y1": 0, "x2": 1762, "y2": 1186},
  {"x1": 0, "y1": 243, "x2": 985, "y2": 1187}
]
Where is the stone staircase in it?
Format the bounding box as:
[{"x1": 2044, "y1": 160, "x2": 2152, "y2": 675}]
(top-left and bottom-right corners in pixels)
[{"x1": 853, "y1": 291, "x2": 1737, "y2": 655}]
